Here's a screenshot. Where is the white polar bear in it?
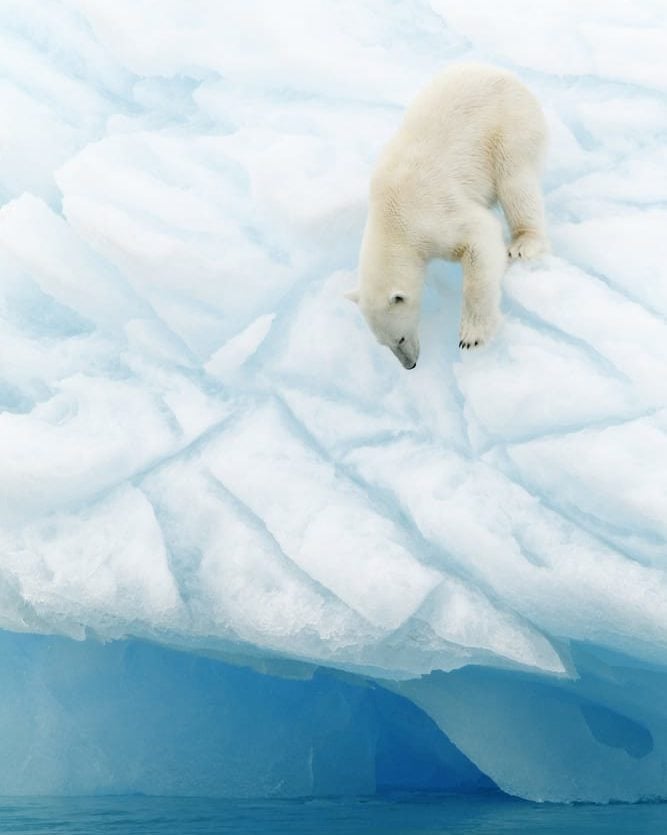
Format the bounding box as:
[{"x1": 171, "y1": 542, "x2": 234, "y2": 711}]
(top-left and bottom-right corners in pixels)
[{"x1": 347, "y1": 63, "x2": 548, "y2": 369}]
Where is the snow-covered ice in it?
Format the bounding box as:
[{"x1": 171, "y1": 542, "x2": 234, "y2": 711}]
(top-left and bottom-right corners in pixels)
[{"x1": 0, "y1": 0, "x2": 666, "y2": 803}]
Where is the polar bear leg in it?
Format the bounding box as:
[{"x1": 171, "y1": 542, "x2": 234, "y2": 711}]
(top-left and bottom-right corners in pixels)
[
  {"x1": 497, "y1": 168, "x2": 549, "y2": 260},
  {"x1": 458, "y1": 210, "x2": 505, "y2": 349}
]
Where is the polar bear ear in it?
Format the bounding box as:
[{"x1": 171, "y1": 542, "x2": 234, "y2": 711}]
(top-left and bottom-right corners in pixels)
[
  {"x1": 344, "y1": 289, "x2": 360, "y2": 304},
  {"x1": 389, "y1": 291, "x2": 407, "y2": 305}
]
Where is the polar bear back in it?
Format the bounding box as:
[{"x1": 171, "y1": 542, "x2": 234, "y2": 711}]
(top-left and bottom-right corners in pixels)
[{"x1": 370, "y1": 64, "x2": 547, "y2": 232}]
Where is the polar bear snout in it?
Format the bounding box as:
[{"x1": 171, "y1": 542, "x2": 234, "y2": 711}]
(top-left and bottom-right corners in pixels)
[{"x1": 391, "y1": 335, "x2": 420, "y2": 369}]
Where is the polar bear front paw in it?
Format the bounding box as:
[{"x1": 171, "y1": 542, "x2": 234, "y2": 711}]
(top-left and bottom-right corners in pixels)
[
  {"x1": 458, "y1": 311, "x2": 499, "y2": 350},
  {"x1": 507, "y1": 233, "x2": 548, "y2": 260}
]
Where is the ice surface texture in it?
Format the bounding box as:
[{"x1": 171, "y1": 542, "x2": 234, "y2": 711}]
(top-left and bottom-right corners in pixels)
[{"x1": 0, "y1": 0, "x2": 665, "y2": 803}]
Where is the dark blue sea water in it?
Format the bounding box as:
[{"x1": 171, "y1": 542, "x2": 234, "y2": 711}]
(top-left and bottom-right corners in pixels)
[{"x1": 0, "y1": 795, "x2": 665, "y2": 834}]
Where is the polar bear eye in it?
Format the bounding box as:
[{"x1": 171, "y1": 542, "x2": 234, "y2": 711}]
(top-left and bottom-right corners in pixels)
[{"x1": 398, "y1": 337, "x2": 405, "y2": 345}]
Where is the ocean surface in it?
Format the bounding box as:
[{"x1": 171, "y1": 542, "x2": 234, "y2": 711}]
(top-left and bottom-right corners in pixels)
[{"x1": 0, "y1": 795, "x2": 665, "y2": 834}]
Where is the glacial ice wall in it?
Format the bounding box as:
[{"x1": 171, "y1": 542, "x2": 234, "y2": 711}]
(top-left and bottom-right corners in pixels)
[
  {"x1": 0, "y1": 0, "x2": 666, "y2": 802},
  {"x1": 0, "y1": 631, "x2": 494, "y2": 797}
]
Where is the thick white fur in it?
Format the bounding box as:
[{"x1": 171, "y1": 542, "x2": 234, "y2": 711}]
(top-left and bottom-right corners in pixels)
[{"x1": 349, "y1": 63, "x2": 548, "y2": 368}]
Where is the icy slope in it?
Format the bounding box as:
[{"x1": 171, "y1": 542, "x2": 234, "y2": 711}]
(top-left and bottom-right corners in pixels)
[{"x1": 0, "y1": 0, "x2": 666, "y2": 802}]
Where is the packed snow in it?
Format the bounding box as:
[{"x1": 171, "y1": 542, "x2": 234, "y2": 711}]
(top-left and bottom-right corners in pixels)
[{"x1": 0, "y1": 0, "x2": 665, "y2": 803}]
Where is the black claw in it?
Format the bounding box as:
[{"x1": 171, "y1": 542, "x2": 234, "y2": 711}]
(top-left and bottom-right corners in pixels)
[
  {"x1": 459, "y1": 341, "x2": 463, "y2": 348},
  {"x1": 474, "y1": 340, "x2": 479, "y2": 346}
]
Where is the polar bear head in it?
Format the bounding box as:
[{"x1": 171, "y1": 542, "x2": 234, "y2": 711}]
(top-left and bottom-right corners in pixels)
[{"x1": 346, "y1": 288, "x2": 420, "y2": 369}]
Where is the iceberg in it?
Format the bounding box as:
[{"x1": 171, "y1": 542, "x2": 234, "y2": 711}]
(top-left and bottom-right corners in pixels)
[{"x1": 0, "y1": 0, "x2": 665, "y2": 803}]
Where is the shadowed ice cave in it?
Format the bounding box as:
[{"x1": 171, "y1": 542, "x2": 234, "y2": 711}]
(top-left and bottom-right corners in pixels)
[
  {"x1": 0, "y1": 632, "x2": 664, "y2": 803},
  {"x1": 0, "y1": 631, "x2": 494, "y2": 798}
]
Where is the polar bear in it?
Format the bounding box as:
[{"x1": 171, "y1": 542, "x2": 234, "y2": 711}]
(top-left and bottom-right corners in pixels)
[{"x1": 346, "y1": 63, "x2": 548, "y2": 369}]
